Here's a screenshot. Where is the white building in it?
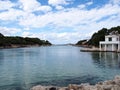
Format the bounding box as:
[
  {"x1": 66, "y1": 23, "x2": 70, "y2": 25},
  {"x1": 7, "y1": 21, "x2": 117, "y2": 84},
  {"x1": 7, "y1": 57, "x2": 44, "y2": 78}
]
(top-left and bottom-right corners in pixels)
[{"x1": 99, "y1": 33, "x2": 120, "y2": 52}]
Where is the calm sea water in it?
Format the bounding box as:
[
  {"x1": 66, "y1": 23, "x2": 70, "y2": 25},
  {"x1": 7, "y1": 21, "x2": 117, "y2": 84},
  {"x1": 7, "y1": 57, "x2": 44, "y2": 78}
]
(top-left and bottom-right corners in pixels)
[{"x1": 0, "y1": 45, "x2": 120, "y2": 90}]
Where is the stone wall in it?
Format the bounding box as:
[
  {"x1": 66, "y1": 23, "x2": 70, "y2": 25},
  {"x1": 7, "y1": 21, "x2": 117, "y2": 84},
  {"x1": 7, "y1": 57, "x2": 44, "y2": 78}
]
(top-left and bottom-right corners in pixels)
[{"x1": 31, "y1": 75, "x2": 120, "y2": 90}]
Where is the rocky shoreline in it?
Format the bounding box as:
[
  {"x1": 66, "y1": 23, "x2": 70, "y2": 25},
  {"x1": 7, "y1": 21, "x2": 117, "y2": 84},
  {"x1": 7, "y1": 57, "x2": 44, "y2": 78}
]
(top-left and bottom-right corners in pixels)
[{"x1": 31, "y1": 75, "x2": 120, "y2": 90}]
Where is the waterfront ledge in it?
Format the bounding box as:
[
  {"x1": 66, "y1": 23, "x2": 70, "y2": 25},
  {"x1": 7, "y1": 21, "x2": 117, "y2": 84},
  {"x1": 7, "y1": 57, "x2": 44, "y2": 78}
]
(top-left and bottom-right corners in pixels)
[{"x1": 31, "y1": 75, "x2": 120, "y2": 90}]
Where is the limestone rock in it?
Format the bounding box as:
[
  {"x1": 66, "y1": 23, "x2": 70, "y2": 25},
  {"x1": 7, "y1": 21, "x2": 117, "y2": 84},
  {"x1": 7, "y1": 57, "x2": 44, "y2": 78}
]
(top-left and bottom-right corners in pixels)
[
  {"x1": 31, "y1": 85, "x2": 46, "y2": 90},
  {"x1": 30, "y1": 75, "x2": 120, "y2": 90}
]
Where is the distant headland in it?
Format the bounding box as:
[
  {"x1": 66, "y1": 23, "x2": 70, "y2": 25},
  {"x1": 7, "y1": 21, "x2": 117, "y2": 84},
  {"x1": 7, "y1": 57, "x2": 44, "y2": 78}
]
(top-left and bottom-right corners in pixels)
[{"x1": 0, "y1": 33, "x2": 52, "y2": 48}]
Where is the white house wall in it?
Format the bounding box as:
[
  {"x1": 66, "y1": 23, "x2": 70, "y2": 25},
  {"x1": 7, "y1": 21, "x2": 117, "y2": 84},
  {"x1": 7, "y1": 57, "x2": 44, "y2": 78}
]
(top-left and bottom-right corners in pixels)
[
  {"x1": 106, "y1": 44, "x2": 112, "y2": 51},
  {"x1": 113, "y1": 37, "x2": 117, "y2": 41},
  {"x1": 105, "y1": 36, "x2": 119, "y2": 42},
  {"x1": 105, "y1": 37, "x2": 108, "y2": 41}
]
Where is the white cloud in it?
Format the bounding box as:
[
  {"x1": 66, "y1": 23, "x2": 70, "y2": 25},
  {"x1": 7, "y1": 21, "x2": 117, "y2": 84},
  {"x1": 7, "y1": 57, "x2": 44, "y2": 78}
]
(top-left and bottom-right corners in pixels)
[
  {"x1": 19, "y1": 0, "x2": 41, "y2": 12},
  {"x1": 48, "y1": 0, "x2": 73, "y2": 6},
  {"x1": 18, "y1": 0, "x2": 52, "y2": 13},
  {"x1": 0, "y1": 8, "x2": 23, "y2": 21},
  {"x1": 18, "y1": 3, "x2": 120, "y2": 30},
  {"x1": 22, "y1": 32, "x2": 82, "y2": 44},
  {"x1": 86, "y1": 1, "x2": 93, "y2": 6},
  {"x1": 0, "y1": 26, "x2": 21, "y2": 36},
  {"x1": 110, "y1": 0, "x2": 120, "y2": 5},
  {"x1": 36, "y1": 6, "x2": 52, "y2": 12},
  {"x1": 48, "y1": 0, "x2": 73, "y2": 10},
  {"x1": 55, "y1": 5, "x2": 64, "y2": 10},
  {"x1": 78, "y1": 4, "x2": 86, "y2": 9},
  {"x1": 78, "y1": 1, "x2": 93, "y2": 9},
  {"x1": 24, "y1": 27, "x2": 30, "y2": 30},
  {"x1": 0, "y1": 1, "x2": 53, "y2": 25},
  {"x1": 48, "y1": 0, "x2": 67, "y2": 6},
  {"x1": 22, "y1": 31, "x2": 32, "y2": 37},
  {"x1": 0, "y1": 0, "x2": 15, "y2": 10}
]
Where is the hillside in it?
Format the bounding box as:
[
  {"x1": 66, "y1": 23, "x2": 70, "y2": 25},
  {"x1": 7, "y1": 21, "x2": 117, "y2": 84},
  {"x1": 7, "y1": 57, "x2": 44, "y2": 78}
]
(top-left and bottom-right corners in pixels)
[
  {"x1": 76, "y1": 39, "x2": 87, "y2": 46},
  {"x1": 76, "y1": 26, "x2": 120, "y2": 47},
  {"x1": 0, "y1": 33, "x2": 52, "y2": 48}
]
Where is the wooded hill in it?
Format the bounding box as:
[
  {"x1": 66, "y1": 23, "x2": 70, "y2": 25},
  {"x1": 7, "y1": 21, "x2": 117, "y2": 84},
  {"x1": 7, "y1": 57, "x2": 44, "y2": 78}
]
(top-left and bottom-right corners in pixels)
[
  {"x1": 0, "y1": 33, "x2": 52, "y2": 48},
  {"x1": 76, "y1": 26, "x2": 120, "y2": 47}
]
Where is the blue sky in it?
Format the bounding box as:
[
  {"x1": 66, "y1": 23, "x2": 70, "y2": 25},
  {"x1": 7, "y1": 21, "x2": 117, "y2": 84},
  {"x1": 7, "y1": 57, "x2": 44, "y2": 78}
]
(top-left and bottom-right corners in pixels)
[{"x1": 0, "y1": 0, "x2": 120, "y2": 44}]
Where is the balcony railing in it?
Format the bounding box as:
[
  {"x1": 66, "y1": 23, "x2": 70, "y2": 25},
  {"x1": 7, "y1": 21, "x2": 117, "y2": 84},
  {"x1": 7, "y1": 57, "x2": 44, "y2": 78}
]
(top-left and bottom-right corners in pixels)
[{"x1": 100, "y1": 41, "x2": 120, "y2": 44}]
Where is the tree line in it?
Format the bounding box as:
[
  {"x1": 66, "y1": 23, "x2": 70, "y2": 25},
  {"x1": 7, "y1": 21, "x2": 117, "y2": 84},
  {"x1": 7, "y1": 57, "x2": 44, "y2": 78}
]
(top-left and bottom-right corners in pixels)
[{"x1": 0, "y1": 33, "x2": 52, "y2": 47}]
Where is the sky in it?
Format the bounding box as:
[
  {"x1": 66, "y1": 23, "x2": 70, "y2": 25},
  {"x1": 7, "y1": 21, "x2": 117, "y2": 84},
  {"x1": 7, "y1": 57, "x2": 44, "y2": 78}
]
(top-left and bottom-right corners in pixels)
[{"x1": 0, "y1": 0, "x2": 120, "y2": 44}]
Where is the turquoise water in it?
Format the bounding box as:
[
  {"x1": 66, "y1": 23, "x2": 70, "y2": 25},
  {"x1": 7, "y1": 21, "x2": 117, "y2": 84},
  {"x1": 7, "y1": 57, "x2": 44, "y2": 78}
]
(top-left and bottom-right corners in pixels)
[{"x1": 0, "y1": 46, "x2": 120, "y2": 90}]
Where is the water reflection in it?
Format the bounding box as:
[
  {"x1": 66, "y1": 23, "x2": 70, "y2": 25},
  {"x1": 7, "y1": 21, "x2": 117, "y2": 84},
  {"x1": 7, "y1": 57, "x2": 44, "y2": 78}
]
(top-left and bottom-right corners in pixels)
[
  {"x1": 91, "y1": 52, "x2": 120, "y2": 69},
  {"x1": 0, "y1": 50, "x2": 4, "y2": 65}
]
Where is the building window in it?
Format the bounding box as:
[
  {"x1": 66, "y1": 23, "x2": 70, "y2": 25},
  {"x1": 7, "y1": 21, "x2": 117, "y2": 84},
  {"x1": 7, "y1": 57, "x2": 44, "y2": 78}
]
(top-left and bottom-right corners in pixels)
[{"x1": 109, "y1": 37, "x2": 112, "y2": 41}]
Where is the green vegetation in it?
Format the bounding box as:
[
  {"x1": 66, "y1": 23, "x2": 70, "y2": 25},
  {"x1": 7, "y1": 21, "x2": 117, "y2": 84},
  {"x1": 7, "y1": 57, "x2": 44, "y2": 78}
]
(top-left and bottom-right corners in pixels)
[
  {"x1": 76, "y1": 26, "x2": 120, "y2": 47},
  {"x1": 76, "y1": 39, "x2": 87, "y2": 45},
  {"x1": 0, "y1": 33, "x2": 52, "y2": 48},
  {"x1": 87, "y1": 28, "x2": 108, "y2": 47}
]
